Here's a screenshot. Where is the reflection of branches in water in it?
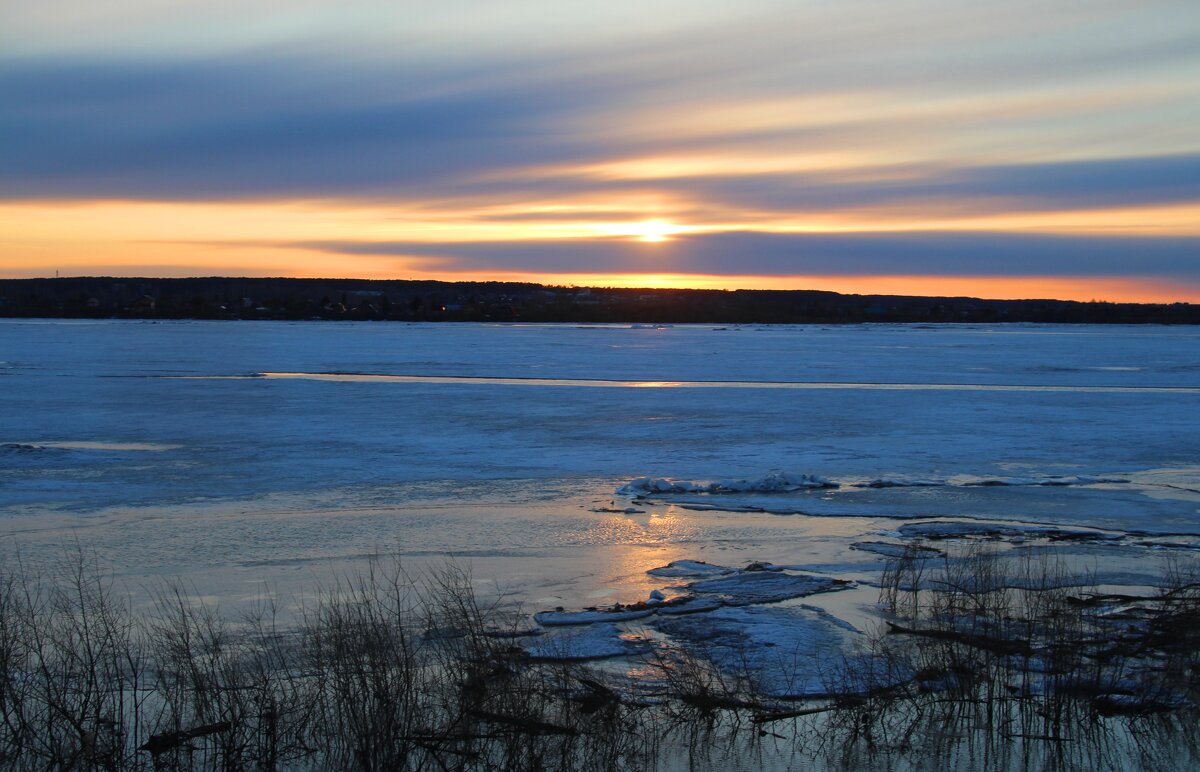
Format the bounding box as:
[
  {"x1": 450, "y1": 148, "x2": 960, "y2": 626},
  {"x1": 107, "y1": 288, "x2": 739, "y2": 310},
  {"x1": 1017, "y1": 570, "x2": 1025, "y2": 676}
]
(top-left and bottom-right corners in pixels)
[{"x1": 816, "y1": 544, "x2": 1200, "y2": 771}]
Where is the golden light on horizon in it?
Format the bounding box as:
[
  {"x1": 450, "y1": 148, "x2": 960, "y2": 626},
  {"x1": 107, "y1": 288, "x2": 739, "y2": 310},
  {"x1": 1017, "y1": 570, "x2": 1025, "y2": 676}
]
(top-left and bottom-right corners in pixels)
[
  {"x1": 632, "y1": 220, "x2": 677, "y2": 242},
  {"x1": 3, "y1": 199, "x2": 1199, "y2": 303}
]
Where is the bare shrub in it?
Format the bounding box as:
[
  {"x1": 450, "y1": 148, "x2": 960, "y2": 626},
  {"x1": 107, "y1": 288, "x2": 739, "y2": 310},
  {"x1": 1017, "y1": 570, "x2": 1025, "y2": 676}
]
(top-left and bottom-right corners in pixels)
[
  {"x1": 818, "y1": 544, "x2": 1200, "y2": 770},
  {"x1": 3, "y1": 545, "x2": 1200, "y2": 770},
  {"x1": 0, "y1": 549, "x2": 147, "y2": 769}
]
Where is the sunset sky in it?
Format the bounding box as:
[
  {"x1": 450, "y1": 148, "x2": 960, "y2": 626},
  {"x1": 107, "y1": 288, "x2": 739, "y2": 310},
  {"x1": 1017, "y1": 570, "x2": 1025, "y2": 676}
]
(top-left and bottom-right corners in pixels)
[{"x1": 3, "y1": 1, "x2": 1199, "y2": 301}]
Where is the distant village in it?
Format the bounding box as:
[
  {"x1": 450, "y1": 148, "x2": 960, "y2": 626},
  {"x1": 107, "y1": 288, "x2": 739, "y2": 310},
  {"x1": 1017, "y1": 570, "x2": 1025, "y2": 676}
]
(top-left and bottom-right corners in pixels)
[{"x1": 1, "y1": 277, "x2": 1197, "y2": 324}]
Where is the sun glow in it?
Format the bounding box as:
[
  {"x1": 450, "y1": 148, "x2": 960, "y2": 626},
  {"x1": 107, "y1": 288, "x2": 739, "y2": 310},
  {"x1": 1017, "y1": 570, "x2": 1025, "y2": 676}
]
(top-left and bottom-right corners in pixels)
[{"x1": 631, "y1": 220, "x2": 677, "y2": 242}]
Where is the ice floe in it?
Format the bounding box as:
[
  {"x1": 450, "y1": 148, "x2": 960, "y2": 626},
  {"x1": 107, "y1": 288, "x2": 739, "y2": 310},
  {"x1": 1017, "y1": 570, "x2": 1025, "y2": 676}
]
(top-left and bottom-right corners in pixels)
[
  {"x1": 897, "y1": 521, "x2": 1121, "y2": 541},
  {"x1": 650, "y1": 606, "x2": 886, "y2": 698},
  {"x1": 534, "y1": 606, "x2": 655, "y2": 627},
  {"x1": 1, "y1": 443, "x2": 44, "y2": 453},
  {"x1": 654, "y1": 597, "x2": 724, "y2": 615},
  {"x1": 684, "y1": 571, "x2": 848, "y2": 606},
  {"x1": 854, "y1": 478, "x2": 946, "y2": 488},
  {"x1": 646, "y1": 560, "x2": 736, "y2": 578},
  {"x1": 620, "y1": 471, "x2": 1133, "y2": 498},
  {"x1": 851, "y1": 541, "x2": 944, "y2": 558},
  {"x1": 534, "y1": 592, "x2": 731, "y2": 626},
  {"x1": 958, "y1": 475, "x2": 1131, "y2": 487},
  {"x1": 538, "y1": 564, "x2": 849, "y2": 629},
  {"x1": 523, "y1": 623, "x2": 647, "y2": 661},
  {"x1": 618, "y1": 472, "x2": 837, "y2": 496}
]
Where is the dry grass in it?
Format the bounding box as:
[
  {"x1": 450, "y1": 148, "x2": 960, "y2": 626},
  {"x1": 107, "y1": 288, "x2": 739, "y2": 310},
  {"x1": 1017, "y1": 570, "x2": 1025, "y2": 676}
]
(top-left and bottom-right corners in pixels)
[
  {"x1": 819, "y1": 543, "x2": 1200, "y2": 770},
  {"x1": 3, "y1": 544, "x2": 1200, "y2": 770},
  {"x1": 0, "y1": 551, "x2": 661, "y2": 770}
]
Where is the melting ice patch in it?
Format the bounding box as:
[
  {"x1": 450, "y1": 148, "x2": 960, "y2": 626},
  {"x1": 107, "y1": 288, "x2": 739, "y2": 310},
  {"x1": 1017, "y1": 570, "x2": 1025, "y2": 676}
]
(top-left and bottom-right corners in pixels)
[
  {"x1": 851, "y1": 541, "x2": 944, "y2": 559},
  {"x1": 852, "y1": 475, "x2": 1131, "y2": 488},
  {"x1": 2, "y1": 443, "x2": 48, "y2": 453},
  {"x1": 855, "y1": 478, "x2": 946, "y2": 488},
  {"x1": 536, "y1": 566, "x2": 848, "y2": 626},
  {"x1": 523, "y1": 623, "x2": 648, "y2": 661},
  {"x1": 651, "y1": 606, "x2": 884, "y2": 698},
  {"x1": 21, "y1": 441, "x2": 182, "y2": 452},
  {"x1": 683, "y1": 571, "x2": 848, "y2": 606},
  {"x1": 898, "y1": 521, "x2": 1121, "y2": 542},
  {"x1": 618, "y1": 472, "x2": 1132, "y2": 498},
  {"x1": 646, "y1": 560, "x2": 736, "y2": 578},
  {"x1": 956, "y1": 475, "x2": 1131, "y2": 487},
  {"x1": 534, "y1": 606, "x2": 655, "y2": 626}
]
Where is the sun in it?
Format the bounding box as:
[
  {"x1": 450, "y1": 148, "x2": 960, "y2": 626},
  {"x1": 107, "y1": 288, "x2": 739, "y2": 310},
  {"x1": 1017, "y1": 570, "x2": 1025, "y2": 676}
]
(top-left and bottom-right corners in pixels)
[{"x1": 631, "y1": 220, "x2": 676, "y2": 242}]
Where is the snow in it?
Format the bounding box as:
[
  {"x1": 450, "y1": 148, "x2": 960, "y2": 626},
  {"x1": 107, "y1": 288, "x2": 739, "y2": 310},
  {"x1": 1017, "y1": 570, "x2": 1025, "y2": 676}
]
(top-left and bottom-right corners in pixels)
[{"x1": 618, "y1": 477, "x2": 707, "y2": 495}]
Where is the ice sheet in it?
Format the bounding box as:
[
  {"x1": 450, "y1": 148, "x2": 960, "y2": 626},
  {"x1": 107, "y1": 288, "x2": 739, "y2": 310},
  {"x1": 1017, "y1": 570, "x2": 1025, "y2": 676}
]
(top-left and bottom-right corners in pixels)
[{"x1": 1, "y1": 320, "x2": 1198, "y2": 617}]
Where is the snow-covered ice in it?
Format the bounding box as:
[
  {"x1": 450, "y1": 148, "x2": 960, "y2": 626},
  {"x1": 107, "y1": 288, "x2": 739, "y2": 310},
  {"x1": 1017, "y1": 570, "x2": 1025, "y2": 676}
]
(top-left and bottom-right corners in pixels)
[{"x1": 1, "y1": 319, "x2": 1198, "y2": 671}]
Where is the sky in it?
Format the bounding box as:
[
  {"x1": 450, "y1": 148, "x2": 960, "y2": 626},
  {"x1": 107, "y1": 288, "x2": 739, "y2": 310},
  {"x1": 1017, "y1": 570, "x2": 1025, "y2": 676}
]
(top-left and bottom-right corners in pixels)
[{"x1": 2, "y1": 0, "x2": 1199, "y2": 301}]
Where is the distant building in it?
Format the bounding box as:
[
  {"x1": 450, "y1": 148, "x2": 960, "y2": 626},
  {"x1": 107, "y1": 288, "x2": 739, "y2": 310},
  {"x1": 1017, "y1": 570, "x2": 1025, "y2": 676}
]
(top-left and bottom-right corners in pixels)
[{"x1": 130, "y1": 295, "x2": 156, "y2": 312}]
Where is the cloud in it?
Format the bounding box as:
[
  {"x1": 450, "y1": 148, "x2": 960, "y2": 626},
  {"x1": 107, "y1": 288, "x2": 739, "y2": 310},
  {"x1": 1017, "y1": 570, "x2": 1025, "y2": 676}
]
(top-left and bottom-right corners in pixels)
[
  {"x1": 302, "y1": 231, "x2": 1200, "y2": 278},
  {"x1": 668, "y1": 154, "x2": 1200, "y2": 215},
  {"x1": 0, "y1": 55, "x2": 620, "y2": 199},
  {"x1": 3, "y1": 0, "x2": 1199, "y2": 208},
  {"x1": 4, "y1": 52, "x2": 1199, "y2": 219},
  {"x1": 2, "y1": 1, "x2": 1199, "y2": 288}
]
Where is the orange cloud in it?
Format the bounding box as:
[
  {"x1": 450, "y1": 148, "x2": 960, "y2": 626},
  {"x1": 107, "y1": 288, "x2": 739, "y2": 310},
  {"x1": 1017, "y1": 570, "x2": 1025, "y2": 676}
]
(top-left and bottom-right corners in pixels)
[{"x1": 3, "y1": 197, "x2": 1199, "y2": 303}]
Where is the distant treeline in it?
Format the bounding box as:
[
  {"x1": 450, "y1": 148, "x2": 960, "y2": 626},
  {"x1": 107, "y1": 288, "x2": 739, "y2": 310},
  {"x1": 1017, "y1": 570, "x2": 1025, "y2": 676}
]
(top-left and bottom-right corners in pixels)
[{"x1": 1, "y1": 276, "x2": 1197, "y2": 324}]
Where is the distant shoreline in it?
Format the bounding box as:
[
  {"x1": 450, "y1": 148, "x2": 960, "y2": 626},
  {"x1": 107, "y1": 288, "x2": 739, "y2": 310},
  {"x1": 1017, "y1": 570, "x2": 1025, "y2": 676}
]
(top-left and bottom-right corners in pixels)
[{"x1": 2, "y1": 276, "x2": 1197, "y2": 324}]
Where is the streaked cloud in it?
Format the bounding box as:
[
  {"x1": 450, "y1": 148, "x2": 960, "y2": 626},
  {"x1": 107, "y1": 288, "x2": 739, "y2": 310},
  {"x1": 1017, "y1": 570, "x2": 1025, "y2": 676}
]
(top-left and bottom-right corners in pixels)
[
  {"x1": 300, "y1": 231, "x2": 1200, "y2": 278},
  {"x1": 1, "y1": 0, "x2": 1199, "y2": 299}
]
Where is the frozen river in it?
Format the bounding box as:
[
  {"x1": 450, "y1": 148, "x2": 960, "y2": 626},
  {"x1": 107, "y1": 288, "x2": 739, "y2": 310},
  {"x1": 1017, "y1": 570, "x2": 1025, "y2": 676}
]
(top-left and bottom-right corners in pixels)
[{"x1": 3, "y1": 320, "x2": 1200, "y2": 645}]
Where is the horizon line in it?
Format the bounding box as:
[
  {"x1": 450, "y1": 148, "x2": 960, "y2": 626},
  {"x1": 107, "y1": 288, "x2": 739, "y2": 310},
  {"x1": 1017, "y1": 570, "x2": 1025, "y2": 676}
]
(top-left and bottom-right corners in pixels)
[{"x1": 4, "y1": 274, "x2": 1195, "y2": 307}]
